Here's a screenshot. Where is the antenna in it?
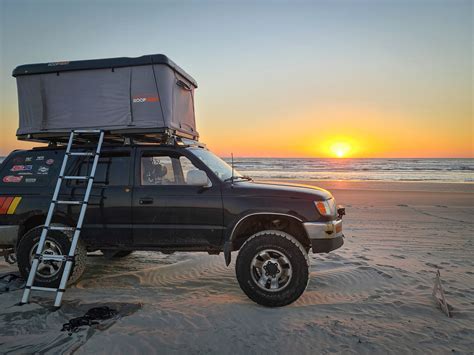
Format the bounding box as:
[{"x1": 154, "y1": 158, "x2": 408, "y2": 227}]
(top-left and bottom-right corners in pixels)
[{"x1": 231, "y1": 153, "x2": 234, "y2": 185}]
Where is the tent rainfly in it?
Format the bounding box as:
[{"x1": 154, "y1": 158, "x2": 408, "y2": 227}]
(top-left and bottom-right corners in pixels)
[{"x1": 12, "y1": 54, "x2": 198, "y2": 141}]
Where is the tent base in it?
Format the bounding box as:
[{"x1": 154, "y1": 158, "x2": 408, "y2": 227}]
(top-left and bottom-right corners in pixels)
[{"x1": 17, "y1": 128, "x2": 198, "y2": 145}]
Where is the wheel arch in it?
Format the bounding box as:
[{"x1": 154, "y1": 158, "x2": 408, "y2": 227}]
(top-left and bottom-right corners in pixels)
[
  {"x1": 224, "y1": 212, "x2": 310, "y2": 266},
  {"x1": 16, "y1": 212, "x2": 75, "y2": 249}
]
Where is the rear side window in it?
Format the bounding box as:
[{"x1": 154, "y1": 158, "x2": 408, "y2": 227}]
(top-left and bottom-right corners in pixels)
[
  {"x1": 0, "y1": 150, "x2": 61, "y2": 186},
  {"x1": 141, "y1": 155, "x2": 176, "y2": 185},
  {"x1": 69, "y1": 152, "x2": 130, "y2": 186}
]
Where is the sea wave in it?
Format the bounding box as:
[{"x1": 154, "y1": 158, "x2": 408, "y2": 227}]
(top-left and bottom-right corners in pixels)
[{"x1": 225, "y1": 158, "x2": 474, "y2": 183}]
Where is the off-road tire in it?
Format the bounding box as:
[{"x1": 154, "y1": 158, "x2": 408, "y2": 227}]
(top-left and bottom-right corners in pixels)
[
  {"x1": 17, "y1": 225, "x2": 87, "y2": 287},
  {"x1": 101, "y1": 250, "x2": 134, "y2": 258},
  {"x1": 236, "y1": 230, "x2": 309, "y2": 307}
]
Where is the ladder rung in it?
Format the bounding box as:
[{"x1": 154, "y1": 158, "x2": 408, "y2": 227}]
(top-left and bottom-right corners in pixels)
[
  {"x1": 55, "y1": 200, "x2": 84, "y2": 205},
  {"x1": 63, "y1": 176, "x2": 89, "y2": 180},
  {"x1": 30, "y1": 286, "x2": 57, "y2": 292},
  {"x1": 49, "y1": 226, "x2": 76, "y2": 231},
  {"x1": 69, "y1": 152, "x2": 95, "y2": 156},
  {"x1": 73, "y1": 129, "x2": 102, "y2": 133},
  {"x1": 40, "y1": 255, "x2": 67, "y2": 262},
  {"x1": 49, "y1": 226, "x2": 76, "y2": 232}
]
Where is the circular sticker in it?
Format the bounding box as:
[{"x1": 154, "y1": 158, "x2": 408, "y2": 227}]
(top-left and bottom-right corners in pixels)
[{"x1": 46, "y1": 159, "x2": 54, "y2": 165}]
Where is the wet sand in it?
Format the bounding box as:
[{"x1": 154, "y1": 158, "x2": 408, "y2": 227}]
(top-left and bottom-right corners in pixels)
[{"x1": 0, "y1": 180, "x2": 473, "y2": 353}]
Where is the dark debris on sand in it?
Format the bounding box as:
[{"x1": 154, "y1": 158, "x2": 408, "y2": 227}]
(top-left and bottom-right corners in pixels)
[{"x1": 61, "y1": 306, "x2": 118, "y2": 335}]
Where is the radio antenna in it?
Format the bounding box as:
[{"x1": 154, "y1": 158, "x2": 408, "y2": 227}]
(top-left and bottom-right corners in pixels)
[{"x1": 231, "y1": 153, "x2": 234, "y2": 185}]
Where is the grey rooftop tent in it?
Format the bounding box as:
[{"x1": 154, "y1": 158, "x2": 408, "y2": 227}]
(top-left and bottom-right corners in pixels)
[{"x1": 13, "y1": 54, "x2": 198, "y2": 142}]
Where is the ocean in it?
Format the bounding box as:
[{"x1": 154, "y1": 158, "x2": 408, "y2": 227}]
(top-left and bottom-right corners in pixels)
[
  {"x1": 1, "y1": 156, "x2": 472, "y2": 183},
  {"x1": 224, "y1": 158, "x2": 474, "y2": 183}
]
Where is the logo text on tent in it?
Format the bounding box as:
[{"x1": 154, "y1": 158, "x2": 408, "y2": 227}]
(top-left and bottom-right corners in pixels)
[
  {"x1": 47, "y1": 61, "x2": 70, "y2": 67},
  {"x1": 133, "y1": 96, "x2": 159, "y2": 103}
]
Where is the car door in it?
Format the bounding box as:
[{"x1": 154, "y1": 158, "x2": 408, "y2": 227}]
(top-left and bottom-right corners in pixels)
[
  {"x1": 63, "y1": 148, "x2": 133, "y2": 247},
  {"x1": 132, "y1": 147, "x2": 224, "y2": 248}
]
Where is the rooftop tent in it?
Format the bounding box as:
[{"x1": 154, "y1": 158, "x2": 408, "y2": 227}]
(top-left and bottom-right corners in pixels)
[{"x1": 12, "y1": 54, "x2": 198, "y2": 141}]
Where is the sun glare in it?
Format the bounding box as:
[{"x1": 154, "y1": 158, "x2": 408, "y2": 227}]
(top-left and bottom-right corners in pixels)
[{"x1": 330, "y1": 142, "x2": 351, "y2": 158}]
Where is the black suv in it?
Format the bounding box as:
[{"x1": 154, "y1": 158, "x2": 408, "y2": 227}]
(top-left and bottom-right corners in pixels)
[{"x1": 0, "y1": 140, "x2": 344, "y2": 307}]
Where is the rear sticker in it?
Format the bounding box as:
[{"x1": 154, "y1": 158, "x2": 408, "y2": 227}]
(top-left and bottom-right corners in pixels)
[
  {"x1": 0, "y1": 196, "x2": 22, "y2": 215},
  {"x1": 36, "y1": 156, "x2": 45, "y2": 161},
  {"x1": 18, "y1": 172, "x2": 33, "y2": 176},
  {"x1": 3, "y1": 176, "x2": 23, "y2": 183},
  {"x1": 7, "y1": 197, "x2": 22, "y2": 214},
  {"x1": 12, "y1": 157, "x2": 23, "y2": 164},
  {"x1": 25, "y1": 157, "x2": 32, "y2": 162},
  {"x1": 25, "y1": 178, "x2": 37, "y2": 183},
  {"x1": 0, "y1": 197, "x2": 14, "y2": 214},
  {"x1": 46, "y1": 159, "x2": 54, "y2": 165},
  {"x1": 37, "y1": 166, "x2": 49, "y2": 175},
  {"x1": 10, "y1": 165, "x2": 32, "y2": 172}
]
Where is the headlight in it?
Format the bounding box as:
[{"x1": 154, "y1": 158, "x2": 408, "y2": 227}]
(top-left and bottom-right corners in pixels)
[{"x1": 314, "y1": 198, "x2": 336, "y2": 216}]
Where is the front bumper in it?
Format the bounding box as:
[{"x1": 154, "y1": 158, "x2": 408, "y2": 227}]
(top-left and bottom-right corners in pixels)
[
  {"x1": 0, "y1": 225, "x2": 19, "y2": 248},
  {"x1": 303, "y1": 219, "x2": 344, "y2": 253}
]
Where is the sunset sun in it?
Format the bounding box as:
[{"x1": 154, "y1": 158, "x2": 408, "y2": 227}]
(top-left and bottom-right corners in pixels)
[{"x1": 330, "y1": 142, "x2": 351, "y2": 158}]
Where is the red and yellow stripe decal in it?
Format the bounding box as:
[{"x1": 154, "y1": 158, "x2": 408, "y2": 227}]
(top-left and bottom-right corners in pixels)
[{"x1": 0, "y1": 196, "x2": 22, "y2": 215}]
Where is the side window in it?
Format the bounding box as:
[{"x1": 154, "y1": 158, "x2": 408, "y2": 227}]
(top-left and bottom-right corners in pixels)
[
  {"x1": 141, "y1": 155, "x2": 176, "y2": 185},
  {"x1": 140, "y1": 154, "x2": 204, "y2": 186},
  {"x1": 71, "y1": 153, "x2": 130, "y2": 186},
  {"x1": 179, "y1": 156, "x2": 200, "y2": 184}
]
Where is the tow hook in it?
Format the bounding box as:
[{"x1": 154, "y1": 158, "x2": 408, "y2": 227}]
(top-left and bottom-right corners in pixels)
[
  {"x1": 1, "y1": 249, "x2": 17, "y2": 264},
  {"x1": 337, "y1": 205, "x2": 346, "y2": 219}
]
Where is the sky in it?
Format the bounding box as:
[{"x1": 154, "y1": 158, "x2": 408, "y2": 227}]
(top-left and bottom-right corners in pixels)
[{"x1": 0, "y1": 0, "x2": 472, "y2": 158}]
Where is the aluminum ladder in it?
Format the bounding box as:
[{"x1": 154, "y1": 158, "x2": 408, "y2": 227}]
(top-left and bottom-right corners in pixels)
[{"x1": 20, "y1": 129, "x2": 104, "y2": 308}]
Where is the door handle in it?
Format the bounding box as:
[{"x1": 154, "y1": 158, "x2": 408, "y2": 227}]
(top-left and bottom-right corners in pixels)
[{"x1": 139, "y1": 197, "x2": 154, "y2": 205}]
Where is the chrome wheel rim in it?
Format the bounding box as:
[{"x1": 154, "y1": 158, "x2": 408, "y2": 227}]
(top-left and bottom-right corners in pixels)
[
  {"x1": 250, "y1": 249, "x2": 292, "y2": 292},
  {"x1": 29, "y1": 240, "x2": 63, "y2": 278}
]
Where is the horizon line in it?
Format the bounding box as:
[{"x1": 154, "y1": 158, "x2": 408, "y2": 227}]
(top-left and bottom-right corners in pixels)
[{"x1": 220, "y1": 156, "x2": 474, "y2": 159}]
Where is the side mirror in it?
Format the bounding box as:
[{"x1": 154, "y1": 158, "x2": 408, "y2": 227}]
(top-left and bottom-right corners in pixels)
[{"x1": 187, "y1": 169, "x2": 211, "y2": 187}]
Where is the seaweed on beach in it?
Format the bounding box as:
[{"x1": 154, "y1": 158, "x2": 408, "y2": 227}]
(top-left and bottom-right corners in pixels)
[{"x1": 61, "y1": 306, "x2": 118, "y2": 335}]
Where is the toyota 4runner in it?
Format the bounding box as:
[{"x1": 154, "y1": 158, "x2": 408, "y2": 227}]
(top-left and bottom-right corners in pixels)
[{"x1": 0, "y1": 139, "x2": 344, "y2": 307}]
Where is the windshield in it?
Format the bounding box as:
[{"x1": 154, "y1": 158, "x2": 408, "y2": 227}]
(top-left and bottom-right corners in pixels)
[{"x1": 187, "y1": 148, "x2": 243, "y2": 181}]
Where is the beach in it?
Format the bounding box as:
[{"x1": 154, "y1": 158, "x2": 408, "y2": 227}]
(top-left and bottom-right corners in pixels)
[{"x1": 0, "y1": 180, "x2": 473, "y2": 353}]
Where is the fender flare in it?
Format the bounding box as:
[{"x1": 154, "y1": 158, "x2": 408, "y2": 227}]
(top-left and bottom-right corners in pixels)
[{"x1": 224, "y1": 212, "x2": 304, "y2": 266}]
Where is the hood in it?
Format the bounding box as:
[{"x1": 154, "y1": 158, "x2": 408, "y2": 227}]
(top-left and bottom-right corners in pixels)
[{"x1": 230, "y1": 180, "x2": 333, "y2": 201}]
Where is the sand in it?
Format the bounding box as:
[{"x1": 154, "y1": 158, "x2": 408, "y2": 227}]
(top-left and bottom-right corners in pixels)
[{"x1": 0, "y1": 180, "x2": 473, "y2": 354}]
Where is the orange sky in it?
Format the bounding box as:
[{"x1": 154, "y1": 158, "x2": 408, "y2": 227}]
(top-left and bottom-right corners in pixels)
[{"x1": 1, "y1": 91, "x2": 472, "y2": 159}]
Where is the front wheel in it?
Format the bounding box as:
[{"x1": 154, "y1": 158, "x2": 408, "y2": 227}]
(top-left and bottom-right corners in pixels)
[
  {"x1": 235, "y1": 230, "x2": 309, "y2": 307},
  {"x1": 17, "y1": 226, "x2": 87, "y2": 288}
]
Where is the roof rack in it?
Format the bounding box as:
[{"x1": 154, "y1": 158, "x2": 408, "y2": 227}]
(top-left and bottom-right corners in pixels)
[
  {"x1": 18, "y1": 128, "x2": 199, "y2": 146},
  {"x1": 25, "y1": 129, "x2": 205, "y2": 149}
]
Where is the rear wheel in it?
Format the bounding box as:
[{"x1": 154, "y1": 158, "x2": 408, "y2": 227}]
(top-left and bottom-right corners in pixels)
[
  {"x1": 17, "y1": 226, "x2": 87, "y2": 287},
  {"x1": 235, "y1": 230, "x2": 309, "y2": 307}
]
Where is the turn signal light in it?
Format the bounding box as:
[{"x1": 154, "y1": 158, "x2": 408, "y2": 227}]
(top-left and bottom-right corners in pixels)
[
  {"x1": 315, "y1": 201, "x2": 328, "y2": 215},
  {"x1": 314, "y1": 198, "x2": 336, "y2": 216}
]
